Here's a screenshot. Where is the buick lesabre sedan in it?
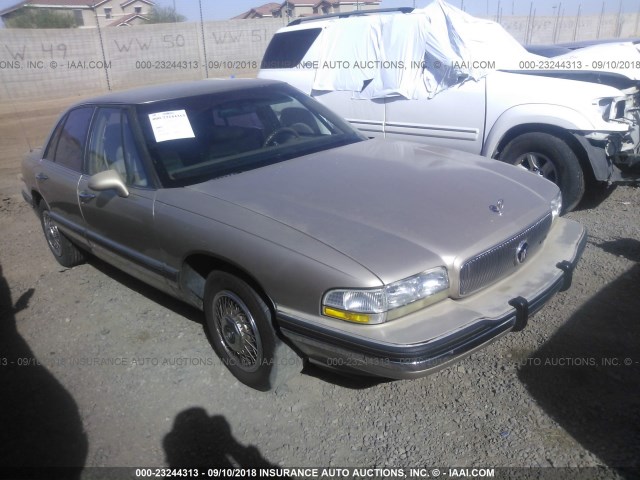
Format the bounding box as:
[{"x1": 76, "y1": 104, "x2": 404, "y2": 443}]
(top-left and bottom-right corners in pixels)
[{"x1": 22, "y1": 79, "x2": 586, "y2": 390}]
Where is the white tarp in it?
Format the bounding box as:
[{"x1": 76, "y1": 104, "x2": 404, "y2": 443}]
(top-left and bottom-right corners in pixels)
[{"x1": 311, "y1": 0, "x2": 540, "y2": 99}]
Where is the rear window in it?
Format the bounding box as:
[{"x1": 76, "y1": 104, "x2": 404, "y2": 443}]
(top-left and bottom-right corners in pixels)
[
  {"x1": 261, "y1": 28, "x2": 322, "y2": 69},
  {"x1": 52, "y1": 107, "x2": 93, "y2": 172}
]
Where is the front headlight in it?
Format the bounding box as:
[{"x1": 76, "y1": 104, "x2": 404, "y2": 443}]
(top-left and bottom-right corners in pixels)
[
  {"x1": 595, "y1": 98, "x2": 614, "y2": 121},
  {"x1": 595, "y1": 97, "x2": 626, "y2": 121},
  {"x1": 322, "y1": 267, "x2": 450, "y2": 324},
  {"x1": 550, "y1": 190, "x2": 562, "y2": 220}
]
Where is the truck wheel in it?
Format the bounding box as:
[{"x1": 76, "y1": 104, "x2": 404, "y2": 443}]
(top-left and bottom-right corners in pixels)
[
  {"x1": 204, "y1": 271, "x2": 302, "y2": 391},
  {"x1": 38, "y1": 201, "x2": 85, "y2": 268},
  {"x1": 500, "y1": 132, "x2": 585, "y2": 212}
]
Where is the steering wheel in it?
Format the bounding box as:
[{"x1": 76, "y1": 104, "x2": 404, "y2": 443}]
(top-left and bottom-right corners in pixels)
[{"x1": 263, "y1": 127, "x2": 300, "y2": 147}]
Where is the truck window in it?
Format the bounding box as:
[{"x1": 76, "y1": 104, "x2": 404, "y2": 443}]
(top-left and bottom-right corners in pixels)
[{"x1": 261, "y1": 28, "x2": 322, "y2": 69}]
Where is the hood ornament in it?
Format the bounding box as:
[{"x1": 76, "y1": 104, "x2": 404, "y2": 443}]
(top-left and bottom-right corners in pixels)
[{"x1": 490, "y1": 199, "x2": 504, "y2": 215}]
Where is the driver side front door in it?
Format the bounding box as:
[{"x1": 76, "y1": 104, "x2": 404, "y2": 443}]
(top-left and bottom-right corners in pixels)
[{"x1": 78, "y1": 106, "x2": 170, "y2": 290}]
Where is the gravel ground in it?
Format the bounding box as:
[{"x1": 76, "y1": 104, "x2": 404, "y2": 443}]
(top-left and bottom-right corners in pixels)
[{"x1": 0, "y1": 98, "x2": 639, "y2": 479}]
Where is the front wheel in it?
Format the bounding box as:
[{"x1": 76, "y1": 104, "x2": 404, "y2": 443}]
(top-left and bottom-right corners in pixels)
[
  {"x1": 204, "y1": 271, "x2": 302, "y2": 390},
  {"x1": 38, "y1": 201, "x2": 85, "y2": 268},
  {"x1": 500, "y1": 132, "x2": 585, "y2": 213}
]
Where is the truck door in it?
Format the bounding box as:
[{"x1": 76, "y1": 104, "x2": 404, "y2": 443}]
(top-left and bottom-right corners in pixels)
[{"x1": 384, "y1": 77, "x2": 487, "y2": 154}]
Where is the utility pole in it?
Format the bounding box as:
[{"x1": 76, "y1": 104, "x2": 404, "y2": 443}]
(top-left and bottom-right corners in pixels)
[
  {"x1": 572, "y1": 4, "x2": 581, "y2": 41},
  {"x1": 596, "y1": 1, "x2": 605, "y2": 39},
  {"x1": 199, "y1": 0, "x2": 208, "y2": 78},
  {"x1": 616, "y1": 0, "x2": 623, "y2": 37}
]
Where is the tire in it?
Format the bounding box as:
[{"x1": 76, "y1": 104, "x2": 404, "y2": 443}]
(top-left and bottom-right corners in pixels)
[
  {"x1": 500, "y1": 132, "x2": 585, "y2": 213},
  {"x1": 38, "y1": 201, "x2": 85, "y2": 268},
  {"x1": 204, "y1": 271, "x2": 302, "y2": 391}
]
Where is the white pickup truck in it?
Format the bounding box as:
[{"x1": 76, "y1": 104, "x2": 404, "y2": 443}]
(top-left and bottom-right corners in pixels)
[{"x1": 258, "y1": 3, "x2": 640, "y2": 212}]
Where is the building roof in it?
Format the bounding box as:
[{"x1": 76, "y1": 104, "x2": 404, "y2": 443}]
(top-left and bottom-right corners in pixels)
[
  {"x1": 231, "y1": 0, "x2": 381, "y2": 20},
  {"x1": 120, "y1": 0, "x2": 153, "y2": 7},
  {"x1": 0, "y1": 0, "x2": 154, "y2": 16},
  {"x1": 108, "y1": 11, "x2": 147, "y2": 26},
  {"x1": 233, "y1": 2, "x2": 280, "y2": 19}
]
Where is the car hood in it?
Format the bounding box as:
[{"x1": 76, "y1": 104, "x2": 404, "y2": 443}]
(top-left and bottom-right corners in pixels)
[
  {"x1": 556, "y1": 42, "x2": 640, "y2": 81},
  {"x1": 188, "y1": 139, "x2": 556, "y2": 284}
]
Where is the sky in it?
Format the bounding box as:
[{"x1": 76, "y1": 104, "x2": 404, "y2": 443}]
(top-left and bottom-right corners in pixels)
[{"x1": 0, "y1": 0, "x2": 638, "y2": 25}]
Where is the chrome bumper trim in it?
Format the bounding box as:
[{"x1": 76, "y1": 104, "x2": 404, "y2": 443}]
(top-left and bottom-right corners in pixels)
[{"x1": 277, "y1": 229, "x2": 587, "y2": 379}]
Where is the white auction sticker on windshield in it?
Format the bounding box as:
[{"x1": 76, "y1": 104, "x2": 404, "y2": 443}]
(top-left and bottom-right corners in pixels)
[{"x1": 148, "y1": 110, "x2": 195, "y2": 142}]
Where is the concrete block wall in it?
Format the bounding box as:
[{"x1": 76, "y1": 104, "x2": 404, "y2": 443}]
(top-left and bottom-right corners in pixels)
[
  {"x1": 0, "y1": 27, "x2": 109, "y2": 99},
  {"x1": 0, "y1": 18, "x2": 286, "y2": 100},
  {"x1": 501, "y1": 12, "x2": 640, "y2": 44},
  {"x1": 0, "y1": 13, "x2": 638, "y2": 101}
]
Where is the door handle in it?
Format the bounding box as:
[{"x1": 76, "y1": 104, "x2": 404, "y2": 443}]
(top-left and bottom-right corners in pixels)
[
  {"x1": 79, "y1": 191, "x2": 96, "y2": 203},
  {"x1": 35, "y1": 173, "x2": 49, "y2": 181}
]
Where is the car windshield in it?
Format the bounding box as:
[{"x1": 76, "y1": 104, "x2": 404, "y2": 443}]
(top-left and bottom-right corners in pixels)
[{"x1": 136, "y1": 84, "x2": 365, "y2": 187}]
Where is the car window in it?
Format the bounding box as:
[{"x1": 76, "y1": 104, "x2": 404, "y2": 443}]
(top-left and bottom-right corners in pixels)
[
  {"x1": 136, "y1": 85, "x2": 364, "y2": 187},
  {"x1": 52, "y1": 107, "x2": 93, "y2": 172},
  {"x1": 87, "y1": 108, "x2": 149, "y2": 187},
  {"x1": 261, "y1": 28, "x2": 322, "y2": 69},
  {"x1": 43, "y1": 118, "x2": 65, "y2": 161}
]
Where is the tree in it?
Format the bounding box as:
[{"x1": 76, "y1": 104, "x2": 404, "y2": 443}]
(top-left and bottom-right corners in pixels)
[
  {"x1": 145, "y1": 5, "x2": 186, "y2": 24},
  {"x1": 4, "y1": 8, "x2": 77, "y2": 28}
]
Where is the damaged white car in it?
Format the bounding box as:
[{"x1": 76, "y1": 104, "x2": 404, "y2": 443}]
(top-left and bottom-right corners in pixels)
[{"x1": 259, "y1": 0, "x2": 640, "y2": 212}]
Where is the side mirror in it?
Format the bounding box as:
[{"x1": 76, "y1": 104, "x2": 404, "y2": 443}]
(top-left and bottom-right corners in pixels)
[{"x1": 88, "y1": 169, "x2": 129, "y2": 198}]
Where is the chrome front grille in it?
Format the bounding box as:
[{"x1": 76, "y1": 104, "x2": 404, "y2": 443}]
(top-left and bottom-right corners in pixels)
[{"x1": 459, "y1": 212, "x2": 553, "y2": 296}]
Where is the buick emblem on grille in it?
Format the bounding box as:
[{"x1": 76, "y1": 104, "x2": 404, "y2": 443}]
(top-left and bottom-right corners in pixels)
[
  {"x1": 516, "y1": 240, "x2": 529, "y2": 264},
  {"x1": 490, "y1": 199, "x2": 504, "y2": 215}
]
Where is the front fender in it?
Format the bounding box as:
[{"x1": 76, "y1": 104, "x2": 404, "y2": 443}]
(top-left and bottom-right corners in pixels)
[{"x1": 481, "y1": 103, "x2": 601, "y2": 158}]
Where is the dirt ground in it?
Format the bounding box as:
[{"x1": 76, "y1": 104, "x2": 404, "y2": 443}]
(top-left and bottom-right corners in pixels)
[{"x1": 0, "y1": 96, "x2": 639, "y2": 479}]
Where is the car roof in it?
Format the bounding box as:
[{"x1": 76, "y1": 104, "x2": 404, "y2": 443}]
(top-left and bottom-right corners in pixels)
[
  {"x1": 286, "y1": 7, "x2": 414, "y2": 26},
  {"x1": 71, "y1": 78, "x2": 284, "y2": 107}
]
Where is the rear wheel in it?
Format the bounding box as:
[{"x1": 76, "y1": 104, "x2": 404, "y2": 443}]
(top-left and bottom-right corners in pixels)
[
  {"x1": 500, "y1": 132, "x2": 585, "y2": 213},
  {"x1": 204, "y1": 271, "x2": 302, "y2": 390},
  {"x1": 38, "y1": 201, "x2": 85, "y2": 268}
]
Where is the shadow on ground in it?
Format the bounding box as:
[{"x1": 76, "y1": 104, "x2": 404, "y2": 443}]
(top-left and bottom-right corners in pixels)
[
  {"x1": 164, "y1": 408, "x2": 286, "y2": 474},
  {"x1": 87, "y1": 255, "x2": 202, "y2": 324},
  {"x1": 300, "y1": 363, "x2": 390, "y2": 390},
  {"x1": 88, "y1": 256, "x2": 388, "y2": 391},
  {"x1": 519, "y1": 256, "x2": 640, "y2": 478},
  {"x1": 0, "y1": 263, "x2": 87, "y2": 478},
  {"x1": 576, "y1": 183, "x2": 617, "y2": 211}
]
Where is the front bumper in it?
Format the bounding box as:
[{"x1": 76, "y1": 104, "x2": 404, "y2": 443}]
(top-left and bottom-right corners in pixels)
[{"x1": 277, "y1": 218, "x2": 587, "y2": 379}]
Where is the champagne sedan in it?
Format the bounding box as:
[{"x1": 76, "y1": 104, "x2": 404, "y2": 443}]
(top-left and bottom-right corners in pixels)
[{"x1": 21, "y1": 79, "x2": 586, "y2": 390}]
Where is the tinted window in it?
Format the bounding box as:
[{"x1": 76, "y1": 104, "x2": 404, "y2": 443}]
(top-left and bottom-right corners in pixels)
[
  {"x1": 43, "y1": 118, "x2": 65, "y2": 161},
  {"x1": 136, "y1": 84, "x2": 364, "y2": 187},
  {"x1": 53, "y1": 107, "x2": 93, "y2": 172},
  {"x1": 87, "y1": 108, "x2": 149, "y2": 187},
  {"x1": 261, "y1": 28, "x2": 322, "y2": 69}
]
